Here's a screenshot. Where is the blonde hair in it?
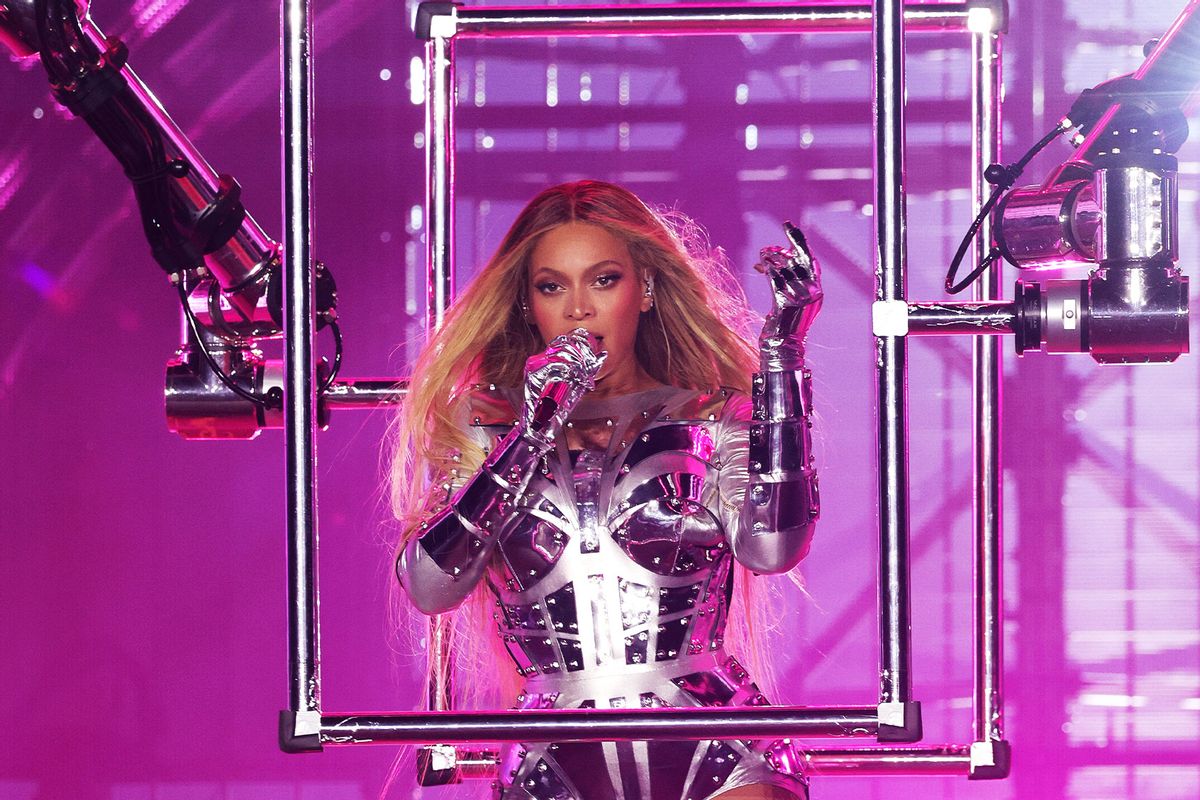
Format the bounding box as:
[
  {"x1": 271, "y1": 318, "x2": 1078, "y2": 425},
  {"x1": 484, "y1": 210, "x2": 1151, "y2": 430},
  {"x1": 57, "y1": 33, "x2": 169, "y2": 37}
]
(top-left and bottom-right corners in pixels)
[{"x1": 387, "y1": 180, "x2": 785, "y2": 712}]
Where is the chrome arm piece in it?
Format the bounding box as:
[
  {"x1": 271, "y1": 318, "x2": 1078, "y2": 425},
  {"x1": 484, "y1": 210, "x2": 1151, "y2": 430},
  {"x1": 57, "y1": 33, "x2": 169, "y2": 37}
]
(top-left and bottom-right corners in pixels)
[
  {"x1": 399, "y1": 331, "x2": 604, "y2": 613},
  {"x1": 2, "y1": 0, "x2": 342, "y2": 441},
  {"x1": 398, "y1": 425, "x2": 552, "y2": 615},
  {"x1": 726, "y1": 225, "x2": 823, "y2": 573}
]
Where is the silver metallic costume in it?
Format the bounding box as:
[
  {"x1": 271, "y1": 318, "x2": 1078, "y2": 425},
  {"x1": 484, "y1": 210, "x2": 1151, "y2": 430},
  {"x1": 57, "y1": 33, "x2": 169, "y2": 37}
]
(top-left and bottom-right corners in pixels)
[{"x1": 398, "y1": 237, "x2": 822, "y2": 800}]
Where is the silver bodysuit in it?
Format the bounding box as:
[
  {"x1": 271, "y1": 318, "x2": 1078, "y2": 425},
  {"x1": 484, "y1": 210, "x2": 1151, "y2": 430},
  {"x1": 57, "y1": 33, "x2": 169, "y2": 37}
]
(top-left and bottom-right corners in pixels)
[{"x1": 399, "y1": 383, "x2": 818, "y2": 800}]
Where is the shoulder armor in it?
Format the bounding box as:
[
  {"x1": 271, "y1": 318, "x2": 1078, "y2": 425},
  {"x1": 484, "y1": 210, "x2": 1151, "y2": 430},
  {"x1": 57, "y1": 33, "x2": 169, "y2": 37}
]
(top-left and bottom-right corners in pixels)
[{"x1": 463, "y1": 384, "x2": 519, "y2": 427}]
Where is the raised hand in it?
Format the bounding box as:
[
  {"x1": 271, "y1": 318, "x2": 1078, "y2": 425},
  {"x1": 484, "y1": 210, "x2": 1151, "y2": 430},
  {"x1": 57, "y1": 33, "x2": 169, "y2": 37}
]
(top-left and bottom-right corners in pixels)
[
  {"x1": 522, "y1": 328, "x2": 607, "y2": 446},
  {"x1": 754, "y1": 221, "x2": 824, "y2": 371}
]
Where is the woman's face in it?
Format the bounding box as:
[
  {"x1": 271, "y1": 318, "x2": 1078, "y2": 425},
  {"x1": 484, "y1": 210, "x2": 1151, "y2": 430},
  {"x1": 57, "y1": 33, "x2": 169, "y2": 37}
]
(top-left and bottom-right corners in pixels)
[{"x1": 527, "y1": 221, "x2": 652, "y2": 384}]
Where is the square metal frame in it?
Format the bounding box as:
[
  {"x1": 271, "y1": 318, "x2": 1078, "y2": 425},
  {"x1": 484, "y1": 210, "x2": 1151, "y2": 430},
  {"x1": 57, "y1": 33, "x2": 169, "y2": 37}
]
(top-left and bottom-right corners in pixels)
[{"x1": 277, "y1": 0, "x2": 1011, "y2": 780}]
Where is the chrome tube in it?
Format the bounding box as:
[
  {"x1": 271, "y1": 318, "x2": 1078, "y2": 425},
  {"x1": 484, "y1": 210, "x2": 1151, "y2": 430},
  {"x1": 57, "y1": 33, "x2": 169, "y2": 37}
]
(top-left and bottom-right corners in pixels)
[
  {"x1": 425, "y1": 32, "x2": 456, "y2": 330},
  {"x1": 971, "y1": 11, "x2": 1005, "y2": 746},
  {"x1": 450, "y1": 2, "x2": 975, "y2": 38},
  {"x1": 283, "y1": 0, "x2": 320, "y2": 715},
  {"x1": 805, "y1": 746, "x2": 971, "y2": 774},
  {"x1": 907, "y1": 302, "x2": 1015, "y2": 335},
  {"x1": 319, "y1": 706, "x2": 880, "y2": 744},
  {"x1": 872, "y1": 0, "x2": 912, "y2": 707},
  {"x1": 320, "y1": 378, "x2": 407, "y2": 408}
]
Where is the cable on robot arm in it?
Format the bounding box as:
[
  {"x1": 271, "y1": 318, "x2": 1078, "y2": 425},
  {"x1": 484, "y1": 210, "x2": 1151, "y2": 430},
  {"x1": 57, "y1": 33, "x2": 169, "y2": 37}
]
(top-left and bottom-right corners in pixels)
[{"x1": 6, "y1": 0, "x2": 345, "y2": 412}]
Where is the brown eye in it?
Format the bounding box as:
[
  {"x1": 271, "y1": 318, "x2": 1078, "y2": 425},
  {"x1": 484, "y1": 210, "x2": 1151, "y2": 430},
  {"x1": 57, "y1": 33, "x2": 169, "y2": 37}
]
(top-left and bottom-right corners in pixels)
[{"x1": 594, "y1": 273, "x2": 621, "y2": 288}]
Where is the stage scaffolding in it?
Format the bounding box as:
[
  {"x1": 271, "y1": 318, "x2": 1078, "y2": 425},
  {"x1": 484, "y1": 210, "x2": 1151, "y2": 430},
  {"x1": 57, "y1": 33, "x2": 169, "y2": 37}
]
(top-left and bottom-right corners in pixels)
[{"x1": 278, "y1": 0, "x2": 1011, "y2": 780}]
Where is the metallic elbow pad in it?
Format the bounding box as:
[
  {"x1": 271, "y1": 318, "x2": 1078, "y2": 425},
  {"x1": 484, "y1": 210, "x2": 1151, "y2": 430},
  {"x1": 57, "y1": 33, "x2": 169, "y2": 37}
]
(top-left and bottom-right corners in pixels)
[
  {"x1": 417, "y1": 427, "x2": 549, "y2": 577},
  {"x1": 416, "y1": 504, "x2": 489, "y2": 576},
  {"x1": 744, "y1": 475, "x2": 820, "y2": 534}
]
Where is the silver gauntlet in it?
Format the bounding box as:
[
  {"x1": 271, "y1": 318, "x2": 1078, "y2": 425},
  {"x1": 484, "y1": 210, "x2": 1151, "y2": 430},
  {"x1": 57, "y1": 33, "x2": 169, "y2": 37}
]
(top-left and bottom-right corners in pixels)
[
  {"x1": 733, "y1": 223, "x2": 822, "y2": 572},
  {"x1": 757, "y1": 222, "x2": 823, "y2": 371},
  {"x1": 397, "y1": 330, "x2": 605, "y2": 614},
  {"x1": 522, "y1": 328, "x2": 606, "y2": 448}
]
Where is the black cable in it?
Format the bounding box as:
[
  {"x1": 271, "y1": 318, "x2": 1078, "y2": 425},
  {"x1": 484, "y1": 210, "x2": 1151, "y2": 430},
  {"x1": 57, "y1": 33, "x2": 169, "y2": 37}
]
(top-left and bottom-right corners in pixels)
[
  {"x1": 320, "y1": 319, "x2": 343, "y2": 394},
  {"x1": 176, "y1": 283, "x2": 344, "y2": 407},
  {"x1": 176, "y1": 282, "x2": 281, "y2": 409},
  {"x1": 943, "y1": 121, "x2": 1073, "y2": 295}
]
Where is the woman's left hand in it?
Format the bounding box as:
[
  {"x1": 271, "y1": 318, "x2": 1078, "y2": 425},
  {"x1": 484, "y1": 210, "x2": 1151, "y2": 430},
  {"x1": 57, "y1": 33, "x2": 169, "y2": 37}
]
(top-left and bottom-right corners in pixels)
[{"x1": 754, "y1": 222, "x2": 823, "y2": 369}]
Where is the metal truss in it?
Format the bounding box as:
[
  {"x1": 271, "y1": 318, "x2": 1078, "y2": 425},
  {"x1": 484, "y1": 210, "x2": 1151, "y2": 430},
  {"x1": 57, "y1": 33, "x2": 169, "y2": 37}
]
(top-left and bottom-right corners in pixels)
[{"x1": 277, "y1": 0, "x2": 1012, "y2": 782}]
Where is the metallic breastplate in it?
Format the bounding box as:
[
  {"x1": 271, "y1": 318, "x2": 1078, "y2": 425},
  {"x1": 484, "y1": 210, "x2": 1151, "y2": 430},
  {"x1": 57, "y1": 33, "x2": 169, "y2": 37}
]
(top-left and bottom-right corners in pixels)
[{"x1": 479, "y1": 388, "x2": 735, "y2": 686}]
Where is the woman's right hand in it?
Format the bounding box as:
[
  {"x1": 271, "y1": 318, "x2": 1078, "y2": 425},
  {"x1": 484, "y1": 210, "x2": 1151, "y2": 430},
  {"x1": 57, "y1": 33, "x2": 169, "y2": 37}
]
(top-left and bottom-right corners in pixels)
[{"x1": 522, "y1": 328, "x2": 607, "y2": 444}]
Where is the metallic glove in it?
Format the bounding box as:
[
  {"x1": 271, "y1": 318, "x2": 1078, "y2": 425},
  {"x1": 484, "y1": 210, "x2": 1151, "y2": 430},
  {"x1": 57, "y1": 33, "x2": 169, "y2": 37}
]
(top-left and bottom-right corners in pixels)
[
  {"x1": 397, "y1": 330, "x2": 605, "y2": 614},
  {"x1": 521, "y1": 328, "x2": 607, "y2": 449},
  {"x1": 733, "y1": 222, "x2": 822, "y2": 573},
  {"x1": 757, "y1": 221, "x2": 824, "y2": 371}
]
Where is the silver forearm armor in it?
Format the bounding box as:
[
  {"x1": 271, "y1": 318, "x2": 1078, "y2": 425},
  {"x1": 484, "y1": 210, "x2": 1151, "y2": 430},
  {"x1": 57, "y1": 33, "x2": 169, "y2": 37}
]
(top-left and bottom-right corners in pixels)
[
  {"x1": 398, "y1": 329, "x2": 605, "y2": 615},
  {"x1": 397, "y1": 427, "x2": 549, "y2": 615},
  {"x1": 729, "y1": 226, "x2": 822, "y2": 573},
  {"x1": 733, "y1": 366, "x2": 819, "y2": 573}
]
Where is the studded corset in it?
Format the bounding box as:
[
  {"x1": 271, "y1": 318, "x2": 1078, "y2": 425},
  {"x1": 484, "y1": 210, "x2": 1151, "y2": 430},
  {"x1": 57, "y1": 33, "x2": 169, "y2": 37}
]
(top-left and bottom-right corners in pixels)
[{"x1": 419, "y1": 384, "x2": 812, "y2": 800}]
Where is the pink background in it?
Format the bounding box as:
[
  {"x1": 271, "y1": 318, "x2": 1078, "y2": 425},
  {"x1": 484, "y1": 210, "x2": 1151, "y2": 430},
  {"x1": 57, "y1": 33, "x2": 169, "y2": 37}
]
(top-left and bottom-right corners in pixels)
[{"x1": 3, "y1": 1, "x2": 1199, "y2": 798}]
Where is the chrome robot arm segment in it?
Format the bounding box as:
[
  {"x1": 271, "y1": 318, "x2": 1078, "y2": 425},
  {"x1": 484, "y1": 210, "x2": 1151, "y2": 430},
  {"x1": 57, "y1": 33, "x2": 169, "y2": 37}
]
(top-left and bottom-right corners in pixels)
[
  {"x1": 1, "y1": 0, "x2": 292, "y2": 333},
  {"x1": 3, "y1": 1, "x2": 343, "y2": 436},
  {"x1": 398, "y1": 331, "x2": 605, "y2": 614},
  {"x1": 933, "y1": 2, "x2": 1195, "y2": 364},
  {"x1": 728, "y1": 224, "x2": 822, "y2": 574}
]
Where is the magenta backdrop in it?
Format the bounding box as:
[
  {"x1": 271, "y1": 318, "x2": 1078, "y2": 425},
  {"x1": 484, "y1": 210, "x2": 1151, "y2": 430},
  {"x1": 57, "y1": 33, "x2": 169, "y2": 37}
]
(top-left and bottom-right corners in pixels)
[{"x1": 3, "y1": 1, "x2": 1199, "y2": 799}]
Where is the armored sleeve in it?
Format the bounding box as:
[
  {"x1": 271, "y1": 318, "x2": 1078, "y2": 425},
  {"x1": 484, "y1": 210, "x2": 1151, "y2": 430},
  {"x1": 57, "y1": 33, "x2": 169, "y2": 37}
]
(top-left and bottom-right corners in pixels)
[{"x1": 715, "y1": 370, "x2": 819, "y2": 574}]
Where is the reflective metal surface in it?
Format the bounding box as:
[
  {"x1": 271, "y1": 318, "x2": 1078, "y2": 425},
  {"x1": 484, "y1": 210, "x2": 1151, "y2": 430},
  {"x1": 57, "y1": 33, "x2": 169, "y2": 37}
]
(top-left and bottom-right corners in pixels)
[
  {"x1": 320, "y1": 378, "x2": 406, "y2": 408},
  {"x1": 872, "y1": 0, "x2": 913, "y2": 709},
  {"x1": 319, "y1": 705, "x2": 880, "y2": 744},
  {"x1": 907, "y1": 302, "x2": 1014, "y2": 334},
  {"x1": 283, "y1": 0, "x2": 320, "y2": 718},
  {"x1": 425, "y1": 32, "x2": 455, "y2": 329},
  {"x1": 971, "y1": 14, "x2": 1005, "y2": 749},
  {"x1": 165, "y1": 335, "x2": 284, "y2": 440},
  {"x1": 1095, "y1": 161, "x2": 1177, "y2": 265},
  {"x1": 805, "y1": 746, "x2": 971, "y2": 774},
  {"x1": 447, "y1": 2, "x2": 977, "y2": 38}
]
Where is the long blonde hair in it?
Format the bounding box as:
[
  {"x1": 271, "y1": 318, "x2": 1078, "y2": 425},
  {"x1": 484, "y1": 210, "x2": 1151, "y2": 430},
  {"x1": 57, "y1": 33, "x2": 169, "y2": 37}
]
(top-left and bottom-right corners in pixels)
[{"x1": 387, "y1": 180, "x2": 784, "y2": 711}]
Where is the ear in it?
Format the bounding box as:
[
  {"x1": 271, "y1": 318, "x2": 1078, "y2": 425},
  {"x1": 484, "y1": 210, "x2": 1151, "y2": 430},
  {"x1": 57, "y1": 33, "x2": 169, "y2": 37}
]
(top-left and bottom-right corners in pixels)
[{"x1": 640, "y1": 273, "x2": 654, "y2": 312}]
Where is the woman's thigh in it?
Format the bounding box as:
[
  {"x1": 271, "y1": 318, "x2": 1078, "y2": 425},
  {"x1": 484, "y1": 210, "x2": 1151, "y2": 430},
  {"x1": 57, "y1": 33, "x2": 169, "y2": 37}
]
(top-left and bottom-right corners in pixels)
[{"x1": 710, "y1": 783, "x2": 803, "y2": 800}]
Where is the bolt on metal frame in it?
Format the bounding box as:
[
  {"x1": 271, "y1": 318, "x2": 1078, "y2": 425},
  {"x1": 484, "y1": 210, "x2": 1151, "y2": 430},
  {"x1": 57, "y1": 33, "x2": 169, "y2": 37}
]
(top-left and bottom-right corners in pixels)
[{"x1": 278, "y1": 0, "x2": 1012, "y2": 779}]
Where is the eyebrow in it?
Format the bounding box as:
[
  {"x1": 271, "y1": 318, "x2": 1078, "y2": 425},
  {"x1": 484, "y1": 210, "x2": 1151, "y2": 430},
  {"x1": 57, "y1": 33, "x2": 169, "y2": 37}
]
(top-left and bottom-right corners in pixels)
[{"x1": 530, "y1": 260, "x2": 629, "y2": 279}]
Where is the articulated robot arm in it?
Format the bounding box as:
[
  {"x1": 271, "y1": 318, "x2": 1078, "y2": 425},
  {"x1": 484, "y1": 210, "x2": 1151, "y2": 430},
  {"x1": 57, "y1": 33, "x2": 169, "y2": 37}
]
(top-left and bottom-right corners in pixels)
[
  {"x1": 931, "y1": 0, "x2": 1199, "y2": 364},
  {"x1": 1, "y1": 0, "x2": 343, "y2": 436}
]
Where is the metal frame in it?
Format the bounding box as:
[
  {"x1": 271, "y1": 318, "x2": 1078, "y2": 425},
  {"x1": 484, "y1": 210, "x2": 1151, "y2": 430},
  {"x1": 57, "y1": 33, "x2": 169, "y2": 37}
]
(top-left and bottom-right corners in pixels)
[{"x1": 279, "y1": 0, "x2": 1013, "y2": 780}]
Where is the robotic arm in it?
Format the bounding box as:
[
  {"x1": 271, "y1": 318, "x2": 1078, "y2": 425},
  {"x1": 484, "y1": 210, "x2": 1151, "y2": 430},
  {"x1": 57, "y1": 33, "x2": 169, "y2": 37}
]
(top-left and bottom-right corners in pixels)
[
  {"x1": 1, "y1": 0, "x2": 340, "y2": 436},
  {"x1": 937, "y1": 0, "x2": 1199, "y2": 364}
]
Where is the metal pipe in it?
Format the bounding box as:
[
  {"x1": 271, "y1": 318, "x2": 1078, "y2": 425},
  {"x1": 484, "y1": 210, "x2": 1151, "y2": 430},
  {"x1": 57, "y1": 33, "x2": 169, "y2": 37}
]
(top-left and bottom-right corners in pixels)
[
  {"x1": 449, "y1": 2, "x2": 976, "y2": 38},
  {"x1": 907, "y1": 302, "x2": 1014, "y2": 335},
  {"x1": 805, "y1": 746, "x2": 971, "y2": 774},
  {"x1": 872, "y1": 0, "x2": 913, "y2": 707},
  {"x1": 318, "y1": 706, "x2": 880, "y2": 744},
  {"x1": 320, "y1": 378, "x2": 407, "y2": 408},
  {"x1": 425, "y1": 31, "x2": 456, "y2": 330},
  {"x1": 283, "y1": 0, "x2": 320, "y2": 715},
  {"x1": 970, "y1": 9, "x2": 1005, "y2": 746}
]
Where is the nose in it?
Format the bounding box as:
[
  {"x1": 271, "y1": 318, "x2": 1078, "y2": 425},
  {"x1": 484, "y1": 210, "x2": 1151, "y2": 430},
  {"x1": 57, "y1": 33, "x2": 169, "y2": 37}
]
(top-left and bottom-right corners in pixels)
[{"x1": 564, "y1": 290, "x2": 594, "y2": 321}]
